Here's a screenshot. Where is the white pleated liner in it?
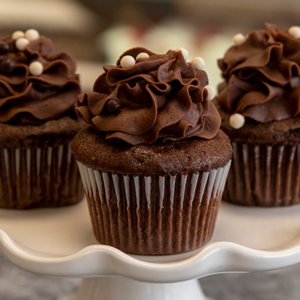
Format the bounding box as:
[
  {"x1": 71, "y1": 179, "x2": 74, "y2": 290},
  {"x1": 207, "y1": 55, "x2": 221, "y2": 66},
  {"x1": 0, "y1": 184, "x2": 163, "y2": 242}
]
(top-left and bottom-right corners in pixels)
[
  {"x1": 0, "y1": 143, "x2": 82, "y2": 209},
  {"x1": 224, "y1": 142, "x2": 300, "y2": 206},
  {"x1": 78, "y1": 160, "x2": 231, "y2": 255},
  {"x1": 2, "y1": 146, "x2": 65, "y2": 177},
  {"x1": 79, "y1": 161, "x2": 231, "y2": 207}
]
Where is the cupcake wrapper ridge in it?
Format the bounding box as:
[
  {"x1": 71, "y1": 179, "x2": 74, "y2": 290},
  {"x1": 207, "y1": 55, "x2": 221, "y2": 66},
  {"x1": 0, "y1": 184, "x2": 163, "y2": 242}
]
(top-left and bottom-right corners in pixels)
[
  {"x1": 0, "y1": 143, "x2": 83, "y2": 209},
  {"x1": 77, "y1": 160, "x2": 231, "y2": 255},
  {"x1": 224, "y1": 142, "x2": 300, "y2": 206}
]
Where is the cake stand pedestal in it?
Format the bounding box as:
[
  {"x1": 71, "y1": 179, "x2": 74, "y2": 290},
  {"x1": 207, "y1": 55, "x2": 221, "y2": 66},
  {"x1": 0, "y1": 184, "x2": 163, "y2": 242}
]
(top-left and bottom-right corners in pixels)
[
  {"x1": 60, "y1": 277, "x2": 208, "y2": 300},
  {"x1": 1, "y1": 199, "x2": 300, "y2": 300}
]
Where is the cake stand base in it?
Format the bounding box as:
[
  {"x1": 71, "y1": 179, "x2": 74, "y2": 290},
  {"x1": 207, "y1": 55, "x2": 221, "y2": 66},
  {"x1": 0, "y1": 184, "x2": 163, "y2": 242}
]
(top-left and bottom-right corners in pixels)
[{"x1": 60, "y1": 277, "x2": 212, "y2": 300}]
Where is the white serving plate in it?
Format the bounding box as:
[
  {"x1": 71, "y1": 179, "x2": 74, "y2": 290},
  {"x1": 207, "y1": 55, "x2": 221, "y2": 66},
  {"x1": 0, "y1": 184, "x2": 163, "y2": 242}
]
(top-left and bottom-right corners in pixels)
[{"x1": 1, "y1": 199, "x2": 300, "y2": 300}]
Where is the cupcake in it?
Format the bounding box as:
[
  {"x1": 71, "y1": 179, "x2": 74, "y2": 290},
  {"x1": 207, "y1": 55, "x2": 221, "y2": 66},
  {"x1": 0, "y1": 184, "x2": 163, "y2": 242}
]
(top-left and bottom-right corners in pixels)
[
  {"x1": 215, "y1": 23, "x2": 300, "y2": 207},
  {"x1": 72, "y1": 47, "x2": 232, "y2": 255},
  {"x1": 0, "y1": 29, "x2": 85, "y2": 209}
]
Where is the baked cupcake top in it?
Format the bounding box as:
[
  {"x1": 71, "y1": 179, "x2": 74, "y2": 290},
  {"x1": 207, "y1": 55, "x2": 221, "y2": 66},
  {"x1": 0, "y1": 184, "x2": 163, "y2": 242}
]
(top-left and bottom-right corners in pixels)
[
  {"x1": 72, "y1": 126, "x2": 231, "y2": 175},
  {"x1": 0, "y1": 29, "x2": 81, "y2": 125},
  {"x1": 76, "y1": 47, "x2": 221, "y2": 145},
  {"x1": 216, "y1": 23, "x2": 300, "y2": 130}
]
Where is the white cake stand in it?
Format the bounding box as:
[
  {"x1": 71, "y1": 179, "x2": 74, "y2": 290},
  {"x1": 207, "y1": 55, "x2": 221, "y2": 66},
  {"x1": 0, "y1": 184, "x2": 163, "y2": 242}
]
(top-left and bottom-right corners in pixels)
[{"x1": 1, "y1": 199, "x2": 300, "y2": 300}]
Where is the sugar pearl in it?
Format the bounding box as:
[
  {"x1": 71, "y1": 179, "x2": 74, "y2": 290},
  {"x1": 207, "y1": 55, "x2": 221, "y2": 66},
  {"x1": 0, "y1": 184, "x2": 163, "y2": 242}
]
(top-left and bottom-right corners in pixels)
[
  {"x1": 291, "y1": 76, "x2": 300, "y2": 88},
  {"x1": 15, "y1": 38, "x2": 29, "y2": 51},
  {"x1": 0, "y1": 59, "x2": 15, "y2": 73},
  {"x1": 233, "y1": 33, "x2": 246, "y2": 46},
  {"x1": 191, "y1": 57, "x2": 205, "y2": 70},
  {"x1": 288, "y1": 26, "x2": 300, "y2": 39},
  {"x1": 12, "y1": 30, "x2": 25, "y2": 39},
  {"x1": 0, "y1": 42, "x2": 9, "y2": 55},
  {"x1": 204, "y1": 85, "x2": 216, "y2": 101},
  {"x1": 120, "y1": 55, "x2": 135, "y2": 68},
  {"x1": 229, "y1": 113, "x2": 245, "y2": 129},
  {"x1": 136, "y1": 52, "x2": 149, "y2": 60},
  {"x1": 25, "y1": 29, "x2": 39, "y2": 41},
  {"x1": 29, "y1": 61, "x2": 43, "y2": 76},
  {"x1": 106, "y1": 98, "x2": 121, "y2": 113},
  {"x1": 176, "y1": 47, "x2": 188, "y2": 61}
]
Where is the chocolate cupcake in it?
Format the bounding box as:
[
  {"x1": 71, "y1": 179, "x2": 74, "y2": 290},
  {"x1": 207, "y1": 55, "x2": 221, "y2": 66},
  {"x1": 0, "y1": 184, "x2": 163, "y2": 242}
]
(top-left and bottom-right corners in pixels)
[
  {"x1": 0, "y1": 29, "x2": 85, "y2": 209},
  {"x1": 215, "y1": 23, "x2": 300, "y2": 206},
  {"x1": 72, "y1": 47, "x2": 232, "y2": 255}
]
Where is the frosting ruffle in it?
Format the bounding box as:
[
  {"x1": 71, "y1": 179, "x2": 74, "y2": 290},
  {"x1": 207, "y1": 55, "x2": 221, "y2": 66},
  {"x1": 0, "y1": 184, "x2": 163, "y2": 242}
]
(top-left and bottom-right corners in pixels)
[
  {"x1": 76, "y1": 47, "x2": 221, "y2": 145},
  {"x1": 216, "y1": 23, "x2": 300, "y2": 123},
  {"x1": 0, "y1": 36, "x2": 81, "y2": 124}
]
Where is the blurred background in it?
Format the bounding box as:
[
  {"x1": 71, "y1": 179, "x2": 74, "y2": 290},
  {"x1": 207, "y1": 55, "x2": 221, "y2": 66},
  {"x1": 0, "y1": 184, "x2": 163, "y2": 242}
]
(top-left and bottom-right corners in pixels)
[
  {"x1": 1, "y1": 0, "x2": 299, "y2": 92},
  {"x1": 1, "y1": 0, "x2": 300, "y2": 299}
]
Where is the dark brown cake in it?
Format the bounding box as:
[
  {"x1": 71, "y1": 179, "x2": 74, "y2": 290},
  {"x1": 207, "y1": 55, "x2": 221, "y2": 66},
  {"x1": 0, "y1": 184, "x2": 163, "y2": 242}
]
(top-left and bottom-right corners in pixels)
[
  {"x1": 0, "y1": 29, "x2": 85, "y2": 209},
  {"x1": 72, "y1": 46, "x2": 232, "y2": 254},
  {"x1": 215, "y1": 23, "x2": 300, "y2": 206},
  {"x1": 0, "y1": 116, "x2": 84, "y2": 149},
  {"x1": 217, "y1": 105, "x2": 300, "y2": 146},
  {"x1": 72, "y1": 126, "x2": 232, "y2": 176}
]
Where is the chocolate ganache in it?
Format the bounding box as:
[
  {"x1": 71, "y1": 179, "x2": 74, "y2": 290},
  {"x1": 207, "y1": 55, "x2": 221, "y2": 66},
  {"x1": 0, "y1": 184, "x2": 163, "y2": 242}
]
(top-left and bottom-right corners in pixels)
[
  {"x1": 76, "y1": 47, "x2": 221, "y2": 145},
  {"x1": 0, "y1": 33, "x2": 81, "y2": 125},
  {"x1": 217, "y1": 23, "x2": 300, "y2": 124}
]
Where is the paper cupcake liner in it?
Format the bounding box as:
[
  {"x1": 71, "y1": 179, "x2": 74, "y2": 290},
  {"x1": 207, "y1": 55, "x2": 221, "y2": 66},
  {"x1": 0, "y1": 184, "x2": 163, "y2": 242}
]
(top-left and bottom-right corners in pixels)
[
  {"x1": 0, "y1": 143, "x2": 83, "y2": 209},
  {"x1": 77, "y1": 161, "x2": 231, "y2": 255},
  {"x1": 223, "y1": 142, "x2": 300, "y2": 206}
]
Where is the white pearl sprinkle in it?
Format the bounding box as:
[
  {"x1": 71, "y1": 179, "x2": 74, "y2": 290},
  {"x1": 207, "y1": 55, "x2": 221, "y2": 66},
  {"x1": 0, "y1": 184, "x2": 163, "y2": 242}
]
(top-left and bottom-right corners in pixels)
[
  {"x1": 12, "y1": 30, "x2": 25, "y2": 39},
  {"x1": 191, "y1": 57, "x2": 205, "y2": 70},
  {"x1": 136, "y1": 52, "x2": 149, "y2": 60},
  {"x1": 204, "y1": 85, "x2": 216, "y2": 101},
  {"x1": 229, "y1": 113, "x2": 245, "y2": 129},
  {"x1": 29, "y1": 61, "x2": 43, "y2": 76},
  {"x1": 176, "y1": 47, "x2": 188, "y2": 61},
  {"x1": 15, "y1": 38, "x2": 29, "y2": 51},
  {"x1": 233, "y1": 33, "x2": 246, "y2": 46},
  {"x1": 288, "y1": 26, "x2": 300, "y2": 39},
  {"x1": 25, "y1": 29, "x2": 39, "y2": 41},
  {"x1": 120, "y1": 55, "x2": 135, "y2": 68}
]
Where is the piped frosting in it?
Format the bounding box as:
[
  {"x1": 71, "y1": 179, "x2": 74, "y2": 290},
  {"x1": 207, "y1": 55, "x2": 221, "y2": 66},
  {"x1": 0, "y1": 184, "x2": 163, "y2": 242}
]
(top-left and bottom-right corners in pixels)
[
  {"x1": 76, "y1": 47, "x2": 221, "y2": 145},
  {"x1": 0, "y1": 30, "x2": 81, "y2": 125},
  {"x1": 216, "y1": 23, "x2": 300, "y2": 127}
]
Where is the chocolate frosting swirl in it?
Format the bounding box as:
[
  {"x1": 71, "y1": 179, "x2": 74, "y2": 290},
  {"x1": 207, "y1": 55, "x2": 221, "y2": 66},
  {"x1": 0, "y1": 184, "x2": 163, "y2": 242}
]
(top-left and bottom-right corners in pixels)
[
  {"x1": 216, "y1": 23, "x2": 300, "y2": 123},
  {"x1": 76, "y1": 47, "x2": 221, "y2": 145},
  {"x1": 0, "y1": 35, "x2": 81, "y2": 124}
]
